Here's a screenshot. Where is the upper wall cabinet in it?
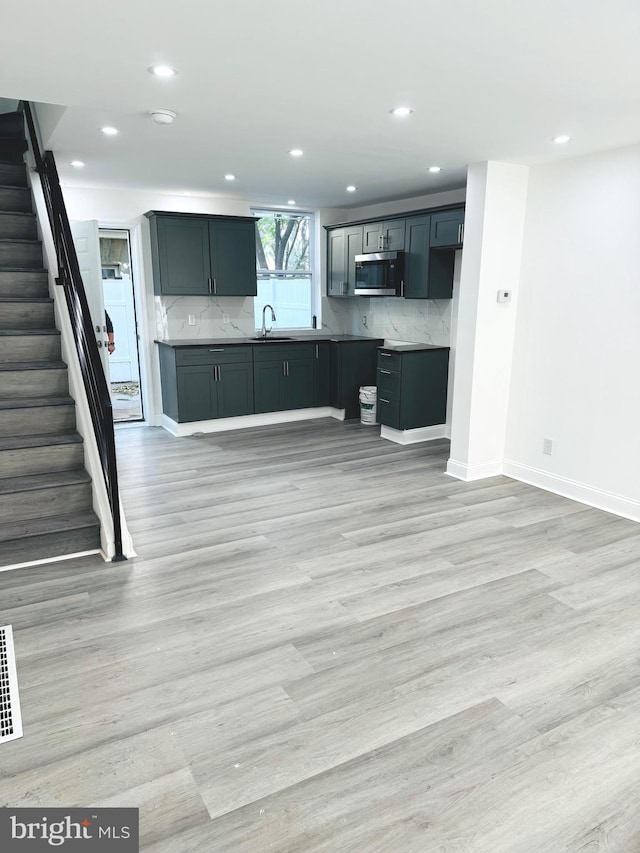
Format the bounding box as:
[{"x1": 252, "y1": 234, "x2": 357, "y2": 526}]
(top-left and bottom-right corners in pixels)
[
  {"x1": 430, "y1": 208, "x2": 465, "y2": 248},
  {"x1": 362, "y1": 219, "x2": 406, "y2": 253},
  {"x1": 327, "y1": 225, "x2": 363, "y2": 296},
  {"x1": 146, "y1": 211, "x2": 258, "y2": 297}
]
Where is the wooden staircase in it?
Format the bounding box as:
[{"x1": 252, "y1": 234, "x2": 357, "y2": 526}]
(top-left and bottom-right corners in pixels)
[{"x1": 0, "y1": 110, "x2": 101, "y2": 567}]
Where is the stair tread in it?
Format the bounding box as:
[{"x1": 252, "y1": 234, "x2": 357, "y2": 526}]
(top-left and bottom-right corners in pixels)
[
  {"x1": 0, "y1": 431, "x2": 82, "y2": 450},
  {"x1": 0, "y1": 360, "x2": 66, "y2": 371},
  {"x1": 0, "y1": 329, "x2": 60, "y2": 336},
  {"x1": 0, "y1": 237, "x2": 40, "y2": 244},
  {"x1": 0, "y1": 469, "x2": 91, "y2": 495},
  {"x1": 0, "y1": 296, "x2": 53, "y2": 303},
  {"x1": 0, "y1": 395, "x2": 74, "y2": 410},
  {"x1": 0, "y1": 510, "x2": 99, "y2": 543}
]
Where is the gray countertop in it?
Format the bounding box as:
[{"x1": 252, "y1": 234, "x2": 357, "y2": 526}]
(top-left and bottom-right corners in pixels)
[
  {"x1": 155, "y1": 334, "x2": 383, "y2": 348},
  {"x1": 379, "y1": 342, "x2": 449, "y2": 352}
]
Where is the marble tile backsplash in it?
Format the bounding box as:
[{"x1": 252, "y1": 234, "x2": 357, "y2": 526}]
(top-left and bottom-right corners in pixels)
[
  {"x1": 155, "y1": 293, "x2": 452, "y2": 346},
  {"x1": 346, "y1": 297, "x2": 453, "y2": 346},
  {"x1": 155, "y1": 296, "x2": 256, "y2": 339}
]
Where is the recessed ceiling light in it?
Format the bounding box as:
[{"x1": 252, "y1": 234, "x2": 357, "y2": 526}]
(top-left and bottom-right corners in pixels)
[
  {"x1": 553, "y1": 135, "x2": 571, "y2": 144},
  {"x1": 390, "y1": 106, "x2": 413, "y2": 117},
  {"x1": 428, "y1": 166, "x2": 441, "y2": 173},
  {"x1": 224, "y1": 174, "x2": 236, "y2": 181},
  {"x1": 149, "y1": 65, "x2": 177, "y2": 78},
  {"x1": 288, "y1": 149, "x2": 303, "y2": 157},
  {"x1": 346, "y1": 185, "x2": 357, "y2": 192},
  {"x1": 287, "y1": 199, "x2": 296, "y2": 205},
  {"x1": 70, "y1": 160, "x2": 85, "y2": 168},
  {"x1": 100, "y1": 126, "x2": 119, "y2": 136}
]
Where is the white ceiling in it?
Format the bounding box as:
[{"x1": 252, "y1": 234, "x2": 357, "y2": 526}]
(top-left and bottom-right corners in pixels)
[{"x1": 2, "y1": 0, "x2": 640, "y2": 209}]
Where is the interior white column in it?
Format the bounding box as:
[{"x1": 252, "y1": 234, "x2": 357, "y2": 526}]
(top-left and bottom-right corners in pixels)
[{"x1": 447, "y1": 161, "x2": 529, "y2": 480}]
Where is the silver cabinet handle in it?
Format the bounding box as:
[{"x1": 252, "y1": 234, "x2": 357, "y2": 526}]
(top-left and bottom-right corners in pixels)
[
  {"x1": 286, "y1": 361, "x2": 289, "y2": 377},
  {"x1": 457, "y1": 224, "x2": 461, "y2": 244},
  {"x1": 379, "y1": 369, "x2": 391, "y2": 374},
  {"x1": 460, "y1": 223, "x2": 464, "y2": 243},
  {"x1": 400, "y1": 279, "x2": 404, "y2": 297},
  {"x1": 209, "y1": 348, "x2": 224, "y2": 352},
  {"x1": 217, "y1": 365, "x2": 221, "y2": 381},
  {"x1": 315, "y1": 344, "x2": 319, "y2": 358},
  {"x1": 379, "y1": 398, "x2": 390, "y2": 404},
  {"x1": 213, "y1": 278, "x2": 217, "y2": 294},
  {"x1": 208, "y1": 277, "x2": 212, "y2": 294},
  {"x1": 380, "y1": 352, "x2": 392, "y2": 357}
]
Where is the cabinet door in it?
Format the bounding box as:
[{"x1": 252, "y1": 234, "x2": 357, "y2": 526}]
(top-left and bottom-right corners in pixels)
[
  {"x1": 254, "y1": 361, "x2": 286, "y2": 413},
  {"x1": 362, "y1": 223, "x2": 382, "y2": 253},
  {"x1": 217, "y1": 362, "x2": 254, "y2": 418},
  {"x1": 404, "y1": 215, "x2": 431, "y2": 299},
  {"x1": 383, "y1": 219, "x2": 405, "y2": 251},
  {"x1": 209, "y1": 219, "x2": 257, "y2": 296},
  {"x1": 155, "y1": 217, "x2": 210, "y2": 295},
  {"x1": 327, "y1": 229, "x2": 346, "y2": 296},
  {"x1": 430, "y1": 209, "x2": 464, "y2": 247},
  {"x1": 177, "y1": 365, "x2": 216, "y2": 422},
  {"x1": 285, "y1": 358, "x2": 315, "y2": 410},
  {"x1": 345, "y1": 226, "x2": 363, "y2": 295},
  {"x1": 314, "y1": 342, "x2": 331, "y2": 407}
]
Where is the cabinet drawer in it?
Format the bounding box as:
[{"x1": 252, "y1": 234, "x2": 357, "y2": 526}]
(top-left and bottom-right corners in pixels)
[
  {"x1": 377, "y1": 349, "x2": 402, "y2": 372},
  {"x1": 377, "y1": 395, "x2": 400, "y2": 429},
  {"x1": 253, "y1": 343, "x2": 314, "y2": 362},
  {"x1": 376, "y1": 366, "x2": 400, "y2": 399},
  {"x1": 175, "y1": 346, "x2": 253, "y2": 366}
]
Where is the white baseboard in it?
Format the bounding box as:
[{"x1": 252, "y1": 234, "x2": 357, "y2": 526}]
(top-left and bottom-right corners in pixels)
[
  {"x1": 504, "y1": 460, "x2": 640, "y2": 524},
  {"x1": 380, "y1": 424, "x2": 448, "y2": 445},
  {"x1": 161, "y1": 407, "x2": 342, "y2": 437},
  {"x1": 446, "y1": 459, "x2": 505, "y2": 481},
  {"x1": 0, "y1": 549, "x2": 102, "y2": 574}
]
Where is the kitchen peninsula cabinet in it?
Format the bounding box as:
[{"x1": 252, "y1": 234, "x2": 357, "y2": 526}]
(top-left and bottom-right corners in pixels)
[
  {"x1": 377, "y1": 344, "x2": 449, "y2": 430},
  {"x1": 146, "y1": 211, "x2": 258, "y2": 297}
]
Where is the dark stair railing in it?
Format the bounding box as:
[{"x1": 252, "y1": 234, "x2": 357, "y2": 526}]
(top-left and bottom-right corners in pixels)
[{"x1": 21, "y1": 101, "x2": 126, "y2": 561}]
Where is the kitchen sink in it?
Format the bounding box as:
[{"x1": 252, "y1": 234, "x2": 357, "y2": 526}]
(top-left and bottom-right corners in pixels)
[{"x1": 252, "y1": 336, "x2": 296, "y2": 342}]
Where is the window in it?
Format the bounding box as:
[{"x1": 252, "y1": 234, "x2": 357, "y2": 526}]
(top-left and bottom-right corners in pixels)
[{"x1": 253, "y1": 209, "x2": 314, "y2": 330}]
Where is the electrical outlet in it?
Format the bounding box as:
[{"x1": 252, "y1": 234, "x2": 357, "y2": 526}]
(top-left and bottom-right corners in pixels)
[
  {"x1": 543, "y1": 438, "x2": 553, "y2": 455},
  {"x1": 223, "y1": 313, "x2": 230, "y2": 325},
  {"x1": 362, "y1": 314, "x2": 368, "y2": 328},
  {"x1": 188, "y1": 314, "x2": 196, "y2": 326}
]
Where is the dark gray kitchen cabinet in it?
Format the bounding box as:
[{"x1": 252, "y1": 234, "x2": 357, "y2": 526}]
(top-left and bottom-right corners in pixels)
[
  {"x1": 362, "y1": 219, "x2": 406, "y2": 253},
  {"x1": 327, "y1": 226, "x2": 363, "y2": 296},
  {"x1": 254, "y1": 343, "x2": 315, "y2": 412},
  {"x1": 314, "y1": 341, "x2": 331, "y2": 406},
  {"x1": 430, "y1": 208, "x2": 465, "y2": 247},
  {"x1": 331, "y1": 339, "x2": 383, "y2": 418},
  {"x1": 377, "y1": 346, "x2": 449, "y2": 430},
  {"x1": 146, "y1": 211, "x2": 258, "y2": 297},
  {"x1": 158, "y1": 344, "x2": 254, "y2": 422}
]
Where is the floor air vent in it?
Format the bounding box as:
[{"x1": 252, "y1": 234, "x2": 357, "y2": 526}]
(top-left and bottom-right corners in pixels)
[{"x1": 0, "y1": 625, "x2": 23, "y2": 743}]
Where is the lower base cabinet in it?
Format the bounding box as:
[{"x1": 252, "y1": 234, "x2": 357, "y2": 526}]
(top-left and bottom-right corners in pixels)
[
  {"x1": 377, "y1": 346, "x2": 449, "y2": 430},
  {"x1": 254, "y1": 344, "x2": 315, "y2": 413}
]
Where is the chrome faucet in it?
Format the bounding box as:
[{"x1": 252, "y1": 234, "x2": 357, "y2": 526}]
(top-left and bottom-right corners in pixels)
[{"x1": 261, "y1": 304, "x2": 276, "y2": 338}]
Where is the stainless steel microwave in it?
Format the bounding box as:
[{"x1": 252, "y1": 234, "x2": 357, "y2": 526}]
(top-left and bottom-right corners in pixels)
[{"x1": 354, "y1": 251, "x2": 404, "y2": 297}]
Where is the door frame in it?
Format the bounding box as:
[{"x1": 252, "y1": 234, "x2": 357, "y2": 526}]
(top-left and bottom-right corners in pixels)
[{"x1": 98, "y1": 221, "x2": 151, "y2": 426}]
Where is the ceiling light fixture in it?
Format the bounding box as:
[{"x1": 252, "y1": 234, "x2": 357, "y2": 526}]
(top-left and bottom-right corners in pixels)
[
  {"x1": 224, "y1": 174, "x2": 236, "y2": 181},
  {"x1": 100, "y1": 126, "x2": 119, "y2": 136},
  {"x1": 346, "y1": 185, "x2": 357, "y2": 192},
  {"x1": 288, "y1": 149, "x2": 303, "y2": 157},
  {"x1": 70, "y1": 160, "x2": 85, "y2": 168},
  {"x1": 428, "y1": 166, "x2": 441, "y2": 173},
  {"x1": 150, "y1": 109, "x2": 176, "y2": 125},
  {"x1": 390, "y1": 106, "x2": 413, "y2": 117},
  {"x1": 149, "y1": 65, "x2": 178, "y2": 78},
  {"x1": 287, "y1": 199, "x2": 296, "y2": 205},
  {"x1": 553, "y1": 135, "x2": 571, "y2": 144}
]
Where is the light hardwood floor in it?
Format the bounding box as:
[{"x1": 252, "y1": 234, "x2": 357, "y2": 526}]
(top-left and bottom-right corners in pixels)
[{"x1": 2, "y1": 418, "x2": 640, "y2": 851}]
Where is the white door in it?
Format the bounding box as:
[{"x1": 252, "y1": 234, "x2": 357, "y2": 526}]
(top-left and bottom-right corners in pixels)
[
  {"x1": 102, "y1": 273, "x2": 139, "y2": 384},
  {"x1": 70, "y1": 219, "x2": 110, "y2": 381}
]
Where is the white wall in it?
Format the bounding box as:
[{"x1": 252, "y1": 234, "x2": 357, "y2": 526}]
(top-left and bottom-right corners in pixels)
[{"x1": 505, "y1": 143, "x2": 640, "y2": 521}]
